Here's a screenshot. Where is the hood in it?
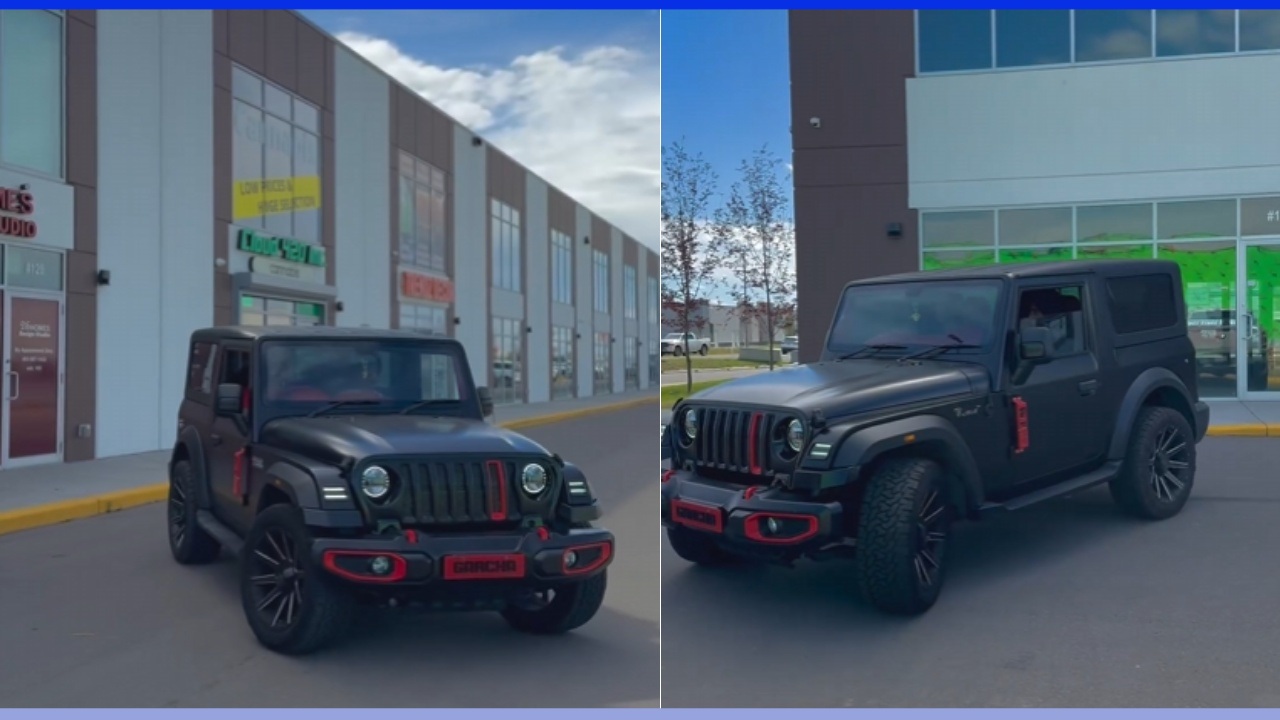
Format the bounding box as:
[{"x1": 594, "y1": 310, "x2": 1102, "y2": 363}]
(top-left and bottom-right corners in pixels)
[
  {"x1": 679, "y1": 359, "x2": 985, "y2": 419},
  {"x1": 261, "y1": 414, "x2": 551, "y2": 468}
]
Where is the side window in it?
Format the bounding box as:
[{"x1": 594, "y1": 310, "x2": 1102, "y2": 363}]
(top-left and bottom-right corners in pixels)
[
  {"x1": 1017, "y1": 284, "x2": 1087, "y2": 356},
  {"x1": 219, "y1": 348, "x2": 252, "y2": 392},
  {"x1": 186, "y1": 342, "x2": 216, "y2": 400},
  {"x1": 1106, "y1": 274, "x2": 1178, "y2": 334}
]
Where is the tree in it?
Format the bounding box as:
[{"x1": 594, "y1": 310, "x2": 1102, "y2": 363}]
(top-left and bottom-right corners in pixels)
[
  {"x1": 719, "y1": 145, "x2": 796, "y2": 371},
  {"x1": 661, "y1": 140, "x2": 720, "y2": 393}
]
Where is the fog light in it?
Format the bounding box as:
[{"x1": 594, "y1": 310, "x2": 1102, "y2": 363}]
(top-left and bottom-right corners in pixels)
[
  {"x1": 564, "y1": 550, "x2": 578, "y2": 568},
  {"x1": 369, "y1": 556, "x2": 392, "y2": 575},
  {"x1": 766, "y1": 517, "x2": 780, "y2": 534}
]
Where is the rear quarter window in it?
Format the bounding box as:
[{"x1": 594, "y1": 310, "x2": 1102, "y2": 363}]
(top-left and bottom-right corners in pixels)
[
  {"x1": 186, "y1": 342, "x2": 216, "y2": 401},
  {"x1": 1106, "y1": 274, "x2": 1179, "y2": 334}
]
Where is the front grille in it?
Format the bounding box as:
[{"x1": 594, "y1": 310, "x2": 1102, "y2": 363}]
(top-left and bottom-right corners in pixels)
[
  {"x1": 393, "y1": 459, "x2": 525, "y2": 526},
  {"x1": 689, "y1": 406, "x2": 783, "y2": 480}
]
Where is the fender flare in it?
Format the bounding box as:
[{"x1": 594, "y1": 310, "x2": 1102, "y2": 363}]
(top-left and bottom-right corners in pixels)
[
  {"x1": 1107, "y1": 367, "x2": 1196, "y2": 461},
  {"x1": 260, "y1": 460, "x2": 322, "y2": 510},
  {"x1": 832, "y1": 414, "x2": 985, "y2": 514},
  {"x1": 170, "y1": 427, "x2": 212, "y2": 510}
]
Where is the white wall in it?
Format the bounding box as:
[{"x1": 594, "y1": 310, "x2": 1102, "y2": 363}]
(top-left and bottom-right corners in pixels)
[
  {"x1": 524, "y1": 175, "x2": 550, "y2": 403},
  {"x1": 610, "y1": 228, "x2": 624, "y2": 393},
  {"x1": 97, "y1": 10, "x2": 213, "y2": 457},
  {"x1": 333, "y1": 47, "x2": 390, "y2": 329},
  {"x1": 907, "y1": 53, "x2": 1280, "y2": 209},
  {"x1": 453, "y1": 125, "x2": 489, "y2": 384},
  {"x1": 575, "y1": 205, "x2": 594, "y2": 397}
]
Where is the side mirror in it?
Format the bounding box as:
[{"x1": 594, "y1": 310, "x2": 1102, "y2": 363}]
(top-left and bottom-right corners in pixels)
[
  {"x1": 1018, "y1": 326, "x2": 1054, "y2": 363},
  {"x1": 477, "y1": 386, "x2": 495, "y2": 418},
  {"x1": 216, "y1": 383, "x2": 243, "y2": 416}
]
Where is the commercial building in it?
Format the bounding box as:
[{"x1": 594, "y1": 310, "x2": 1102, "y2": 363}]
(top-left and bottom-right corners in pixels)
[
  {"x1": 789, "y1": 9, "x2": 1280, "y2": 400},
  {"x1": 0, "y1": 9, "x2": 658, "y2": 471}
]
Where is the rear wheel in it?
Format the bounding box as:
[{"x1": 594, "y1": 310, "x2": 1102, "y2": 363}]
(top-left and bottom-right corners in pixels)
[
  {"x1": 698, "y1": 344, "x2": 709, "y2": 356},
  {"x1": 855, "y1": 457, "x2": 953, "y2": 616},
  {"x1": 666, "y1": 525, "x2": 735, "y2": 566},
  {"x1": 1109, "y1": 406, "x2": 1196, "y2": 520},
  {"x1": 501, "y1": 572, "x2": 607, "y2": 634},
  {"x1": 167, "y1": 459, "x2": 220, "y2": 565},
  {"x1": 240, "y1": 505, "x2": 356, "y2": 655}
]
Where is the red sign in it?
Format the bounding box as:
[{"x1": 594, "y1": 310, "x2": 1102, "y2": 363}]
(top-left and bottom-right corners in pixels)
[
  {"x1": 401, "y1": 270, "x2": 454, "y2": 304},
  {"x1": 0, "y1": 186, "x2": 36, "y2": 239}
]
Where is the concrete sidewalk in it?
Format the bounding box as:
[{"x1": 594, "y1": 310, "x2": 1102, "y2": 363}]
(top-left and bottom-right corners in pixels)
[{"x1": 0, "y1": 389, "x2": 656, "y2": 531}]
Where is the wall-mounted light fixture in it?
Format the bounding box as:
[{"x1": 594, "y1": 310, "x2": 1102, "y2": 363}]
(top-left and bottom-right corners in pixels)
[
  {"x1": 526, "y1": 326, "x2": 533, "y2": 334},
  {"x1": 96, "y1": 269, "x2": 111, "y2": 286},
  {"x1": 583, "y1": 236, "x2": 590, "y2": 245},
  {"x1": 454, "y1": 316, "x2": 461, "y2": 325},
  {"x1": 335, "y1": 301, "x2": 345, "y2": 312},
  {"x1": 886, "y1": 222, "x2": 903, "y2": 238},
  {"x1": 471, "y1": 136, "x2": 483, "y2": 147}
]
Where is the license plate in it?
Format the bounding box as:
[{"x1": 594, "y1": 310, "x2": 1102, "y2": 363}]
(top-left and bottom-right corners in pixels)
[
  {"x1": 671, "y1": 499, "x2": 724, "y2": 533},
  {"x1": 442, "y1": 553, "x2": 526, "y2": 580}
]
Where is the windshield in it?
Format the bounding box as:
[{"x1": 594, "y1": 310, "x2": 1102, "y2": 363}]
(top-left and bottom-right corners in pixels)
[
  {"x1": 826, "y1": 279, "x2": 1003, "y2": 354},
  {"x1": 258, "y1": 339, "x2": 468, "y2": 411}
]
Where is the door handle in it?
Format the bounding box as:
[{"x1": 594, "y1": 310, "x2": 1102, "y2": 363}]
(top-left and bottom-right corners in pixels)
[
  {"x1": 7, "y1": 371, "x2": 17, "y2": 401},
  {"x1": 1078, "y1": 379, "x2": 1099, "y2": 396}
]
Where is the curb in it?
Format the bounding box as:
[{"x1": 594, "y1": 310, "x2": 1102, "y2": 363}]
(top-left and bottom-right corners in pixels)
[
  {"x1": 1206, "y1": 423, "x2": 1273, "y2": 437},
  {"x1": 0, "y1": 396, "x2": 657, "y2": 539}
]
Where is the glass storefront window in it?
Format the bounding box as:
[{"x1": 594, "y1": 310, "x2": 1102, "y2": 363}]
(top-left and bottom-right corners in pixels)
[
  {"x1": 0, "y1": 10, "x2": 63, "y2": 177},
  {"x1": 491, "y1": 316, "x2": 523, "y2": 404},
  {"x1": 239, "y1": 294, "x2": 325, "y2": 327},
  {"x1": 593, "y1": 332, "x2": 611, "y2": 395},
  {"x1": 4, "y1": 245, "x2": 62, "y2": 291},
  {"x1": 551, "y1": 326, "x2": 574, "y2": 400},
  {"x1": 399, "y1": 303, "x2": 448, "y2": 336}
]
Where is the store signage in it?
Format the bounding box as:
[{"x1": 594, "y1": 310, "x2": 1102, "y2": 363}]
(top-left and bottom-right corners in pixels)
[
  {"x1": 250, "y1": 255, "x2": 324, "y2": 284},
  {"x1": 0, "y1": 186, "x2": 37, "y2": 239},
  {"x1": 401, "y1": 270, "x2": 454, "y2": 303},
  {"x1": 236, "y1": 228, "x2": 326, "y2": 268}
]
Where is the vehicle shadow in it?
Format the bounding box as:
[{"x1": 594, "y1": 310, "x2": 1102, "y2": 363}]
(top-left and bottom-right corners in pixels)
[{"x1": 194, "y1": 554, "x2": 660, "y2": 708}]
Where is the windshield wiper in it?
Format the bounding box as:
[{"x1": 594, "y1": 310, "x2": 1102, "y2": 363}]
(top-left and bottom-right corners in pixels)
[
  {"x1": 399, "y1": 398, "x2": 462, "y2": 415},
  {"x1": 899, "y1": 335, "x2": 982, "y2": 362},
  {"x1": 307, "y1": 399, "x2": 384, "y2": 417},
  {"x1": 839, "y1": 344, "x2": 907, "y2": 360}
]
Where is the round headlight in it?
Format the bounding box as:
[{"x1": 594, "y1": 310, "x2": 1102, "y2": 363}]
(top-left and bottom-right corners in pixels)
[
  {"x1": 684, "y1": 409, "x2": 699, "y2": 439},
  {"x1": 521, "y1": 463, "x2": 548, "y2": 496},
  {"x1": 786, "y1": 419, "x2": 805, "y2": 452},
  {"x1": 361, "y1": 465, "x2": 392, "y2": 499}
]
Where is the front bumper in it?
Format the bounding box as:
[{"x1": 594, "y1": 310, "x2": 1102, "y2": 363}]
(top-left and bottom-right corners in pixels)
[
  {"x1": 311, "y1": 525, "x2": 613, "y2": 589},
  {"x1": 660, "y1": 468, "x2": 844, "y2": 553},
  {"x1": 1194, "y1": 401, "x2": 1210, "y2": 443}
]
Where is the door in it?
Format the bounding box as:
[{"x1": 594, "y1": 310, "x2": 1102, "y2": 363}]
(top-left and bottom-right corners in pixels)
[
  {"x1": 1006, "y1": 280, "x2": 1106, "y2": 485},
  {"x1": 2, "y1": 292, "x2": 64, "y2": 467},
  {"x1": 208, "y1": 343, "x2": 253, "y2": 531},
  {"x1": 1239, "y1": 240, "x2": 1280, "y2": 396}
]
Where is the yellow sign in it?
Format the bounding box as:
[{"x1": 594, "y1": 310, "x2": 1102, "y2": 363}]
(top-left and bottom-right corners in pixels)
[{"x1": 233, "y1": 175, "x2": 321, "y2": 221}]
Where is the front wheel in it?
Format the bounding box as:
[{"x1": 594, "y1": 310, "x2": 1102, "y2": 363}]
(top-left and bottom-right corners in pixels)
[
  {"x1": 855, "y1": 457, "x2": 953, "y2": 616},
  {"x1": 1109, "y1": 406, "x2": 1196, "y2": 520},
  {"x1": 240, "y1": 505, "x2": 357, "y2": 655},
  {"x1": 698, "y1": 344, "x2": 709, "y2": 356},
  {"x1": 501, "y1": 572, "x2": 607, "y2": 634}
]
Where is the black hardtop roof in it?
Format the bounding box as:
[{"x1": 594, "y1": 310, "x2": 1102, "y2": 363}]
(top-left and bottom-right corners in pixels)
[
  {"x1": 845, "y1": 259, "x2": 1180, "y2": 288},
  {"x1": 190, "y1": 325, "x2": 461, "y2": 345}
]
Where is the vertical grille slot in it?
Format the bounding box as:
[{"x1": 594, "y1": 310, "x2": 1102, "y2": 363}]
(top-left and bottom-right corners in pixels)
[
  {"x1": 407, "y1": 459, "x2": 514, "y2": 525},
  {"x1": 690, "y1": 405, "x2": 787, "y2": 481}
]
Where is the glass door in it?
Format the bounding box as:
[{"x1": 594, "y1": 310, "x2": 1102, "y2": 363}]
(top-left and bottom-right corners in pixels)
[
  {"x1": 1239, "y1": 240, "x2": 1280, "y2": 396},
  {"x1": 2, "y1": 291, "x2": 64, "y2": 466}
]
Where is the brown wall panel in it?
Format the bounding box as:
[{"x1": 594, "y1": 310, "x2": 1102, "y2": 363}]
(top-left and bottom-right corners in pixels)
[
  {"x1": 65, "y1": 16, "x2": 96, "y2": 189},
  {"x1": 213, "y1": 9, "x2": 228, "y2": 56},
  {"x1": 548, "y1": 185, "x2": 575, "y2": 237},
  {"x1": 789, "y1": 9, "x2": 915, "y2": 363},
  {"x1": 227, "y1": 10, "x2": 266, "y2": 75},
  {"x1": 296, "y1": 21, "x2": 327, "y2": 106},
  {"x1": 590, "y1": 215, "x2": 610, "y2": 254},
  {"x1": 264, "y1": 10, "x2": 298, "y2": 92},
  {"x1": 623, "y1": 236, "x2": 639, "y2": 267}
]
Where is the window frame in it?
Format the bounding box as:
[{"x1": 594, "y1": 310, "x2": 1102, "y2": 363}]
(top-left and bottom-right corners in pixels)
[
  {"x1": 398, "y1": 151, "x2": 449, "y2": 274},
  {"x1": 490, "y1": 199, "x2": 522, "y2": 293},
  {"x1": 1013, "y1": 281, "x2": 1093, "y2": 361},
  {"x1": 551, "y1": 229, "x2": 574, "y2": 305}
]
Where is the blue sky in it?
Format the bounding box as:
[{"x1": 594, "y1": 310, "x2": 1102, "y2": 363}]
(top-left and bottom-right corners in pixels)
[
  {"x1": 661, "y1": 10, "x2": 793, "y2": 213},
  {"x1": 299, "y1": 10, "x2": 661, "y2": 249}
]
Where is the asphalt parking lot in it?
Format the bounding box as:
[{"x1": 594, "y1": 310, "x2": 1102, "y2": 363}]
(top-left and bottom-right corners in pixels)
[
  {"x1": 0, "y1": 403, "x2": 659, "y2": 708},
  {"x1": 661, "y1": 436, "x2": 1280, "y2": 708}
]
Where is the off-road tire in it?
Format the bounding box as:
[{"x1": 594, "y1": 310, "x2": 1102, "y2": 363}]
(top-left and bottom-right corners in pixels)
[
  {"x1": 240, "y1": 505, "x2": 357, "y2": 655},
  {"x1": 167, "y1": 459, "x2": 221, "y2": 565},
  {"x1": 1109, "y1": 405, "x2": 1196, "y2": 520},
  {"x1": 666, "y1": 525, "x2": 735, "y2": 566},
  {"x1": 501, "y1": 571, "x2": 608, "y2": 634},
  {"x1": 855, "y1": 457, "x2": 953, "y2": 616}
]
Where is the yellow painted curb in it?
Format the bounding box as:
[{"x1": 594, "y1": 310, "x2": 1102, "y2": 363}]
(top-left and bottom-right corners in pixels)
[
  {"x1": 0, "y1": 483, "x2": 168, "y2": 538},
  {"x1": 1206, "y1": 423, "x2": 1272, "y2": 437},
  {"x1": 0, "y1": 397, "x2": 656, "y2": 538}
]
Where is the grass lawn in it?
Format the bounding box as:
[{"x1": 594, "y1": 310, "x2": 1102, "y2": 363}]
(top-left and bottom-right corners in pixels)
[
  {"x1": 660, "y1": 356, "x2": 774, "y2": 372},
  {"x1": 661, "y1": 378, "x2": 729, "y2": 409}
]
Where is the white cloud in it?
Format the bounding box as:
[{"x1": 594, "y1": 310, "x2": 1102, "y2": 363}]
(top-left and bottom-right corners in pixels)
[{"x1": 335, "y1": 31, "x2": 660, "y2": 251}]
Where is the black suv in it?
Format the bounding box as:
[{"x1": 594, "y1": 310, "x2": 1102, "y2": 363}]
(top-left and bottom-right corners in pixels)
[
  {"x1": 167, "y1": 326, "x2": 613, "y2": 654},
  {"x1": 662, "y1": 260, "x2": 1210, "y2": 615}
]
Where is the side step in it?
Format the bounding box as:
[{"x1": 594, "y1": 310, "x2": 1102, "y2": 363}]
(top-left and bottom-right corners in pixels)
[
  {"x1": 196, "y1": 510, "x2": 245, "y2": 557},
  {"x1": 980, "y1": 461, "x2": 1122, "y2": 514}
]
